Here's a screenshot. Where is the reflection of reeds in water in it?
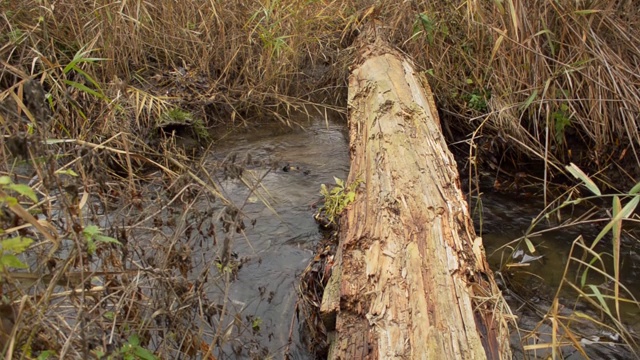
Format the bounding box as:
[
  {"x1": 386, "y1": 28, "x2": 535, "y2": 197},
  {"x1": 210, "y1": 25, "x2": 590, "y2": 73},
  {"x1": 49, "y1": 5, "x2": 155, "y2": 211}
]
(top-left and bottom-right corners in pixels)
[{"x1": 491, "y1": 166, "x2": 640, "y2": 358}]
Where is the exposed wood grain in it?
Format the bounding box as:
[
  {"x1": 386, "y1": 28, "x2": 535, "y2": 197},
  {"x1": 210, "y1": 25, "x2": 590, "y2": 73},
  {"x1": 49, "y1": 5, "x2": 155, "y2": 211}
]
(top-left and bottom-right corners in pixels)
[{"x1": 321, "y1": 26, "x2": 512, "y2": 360}]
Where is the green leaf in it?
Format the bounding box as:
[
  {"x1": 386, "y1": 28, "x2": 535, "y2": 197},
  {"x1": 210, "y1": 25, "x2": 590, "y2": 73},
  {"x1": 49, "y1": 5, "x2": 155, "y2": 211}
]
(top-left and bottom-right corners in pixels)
[
  {"x1": 591, "y1": 195, "x2": 639, "y2": 248},
  {"x1": 6, "y1": 183, "x2": 38, "y2": 202},
  {"x1": 414, "y1": 13, "x2": 436, "y2": 42},
  {"x1": 346, "y1": 191, "x2": 356, "y2": 202},
  {"x1": 36, "y1": 350, "x2": 57, "y2": 360},
  {"x1": 612, "y1": 196, "x2": 622, "y2": 240},
  {"x1": 64, "y1": 80, "x2": 106, "y2": 100},
  {"x1": 629, "y1": 180, "x2": 640, "y2": 195},
  {"x1": 95, "y1": 234, "x2": 121, "y2": 245},
  {"x1": 524, "y1": 238, "x2": 536, "y2": 254},
  {"x1": 132, "y1": 346, "x2": 157, "y2": 360},
  {"x1": 70, "y1": 66, "x2": 103, "y2": 93},
  {"x1": 83, "y1": 225, "x2": 100, "y2": 239},
  {"x1": 519, "y1": 89, "x2": 538, "y2": 111},
  {"x1": 55, "y1": 169, "x2": 79, "y2": 177},
  {"x1": 252, "y1": 317, "x2": 262, "y2": 331},
  {"x1": 86, "y1": 238, "x2": 96, "y2": 255},
  {"x1": 0, "y1": 176, "x2": 12, "y2": 185},
  {"x1": 565, "y1": 163, "x2": 601, "y2": 196},
  {"x1": 553, "y1": 110, "x2": 571, "y2": 141},
  {"x1": 418, "y1": 13, "x2": 432, "y2": 28},
  {"x1": 127, "y1": 334, "x2": 141, "y2": 347},
  {"x1": 1, "y1": 236, "x2": 34, "y2": 253},
  {"x1": 341, "y1": 199, "x2": 349, "y2": 208},
  {"x1": 586, "y1": 285, "x2": 612, "y2": 316},
  {"x1": 334, "y1": 177, "x2": 344, "y2": 187},
  {"x1": 580, "y1": 260, "x2": 591, "y2": 288},
  {"x1": 1, "y1": 254, "x2": 28, "y2": 269},
  {"x1": 63, "y1": 46, "x2": 107, "y2": 74}
]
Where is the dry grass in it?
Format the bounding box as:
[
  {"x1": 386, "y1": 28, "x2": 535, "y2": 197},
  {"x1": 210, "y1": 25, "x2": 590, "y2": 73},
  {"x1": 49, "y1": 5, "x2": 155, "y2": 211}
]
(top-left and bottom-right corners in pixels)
[
  {"x1": 0, "y1": 128, "x2": 272, "y2": 358},
  {"x1": 3, "y1": 1, "x2": 638, "y2": 176},
  {"x1": 396, "y1": 1, "x2": 640, "y2": 187},
  {"x1": 1, "y1": 0, "x2": 350, "y2": 141},
  {"x1": 491, "y1": 168, "x2": 640, "y2": 358},
  {"x1": 1, "y1": 0, "x2": 640, "y2": 358}
]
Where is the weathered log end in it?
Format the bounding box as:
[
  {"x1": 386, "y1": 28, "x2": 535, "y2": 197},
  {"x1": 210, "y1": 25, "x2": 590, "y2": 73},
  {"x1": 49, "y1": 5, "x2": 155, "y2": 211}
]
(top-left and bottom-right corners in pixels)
[{"x1": 319, "y1": 24, "x2": 513, "y2": 359}]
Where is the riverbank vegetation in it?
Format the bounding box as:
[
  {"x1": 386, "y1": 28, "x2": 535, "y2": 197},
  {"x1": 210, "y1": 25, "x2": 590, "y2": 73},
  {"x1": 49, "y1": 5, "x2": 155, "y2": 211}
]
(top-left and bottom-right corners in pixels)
[{"x1": 1, "y1": 0, "x2": 639, "y2": 358}]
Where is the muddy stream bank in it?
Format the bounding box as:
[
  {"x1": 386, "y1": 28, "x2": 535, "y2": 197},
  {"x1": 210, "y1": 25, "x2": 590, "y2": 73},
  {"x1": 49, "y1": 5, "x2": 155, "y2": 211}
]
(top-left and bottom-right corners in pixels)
[{"x1": 184, "y1": 116, "x2": 639, "y2": 359}]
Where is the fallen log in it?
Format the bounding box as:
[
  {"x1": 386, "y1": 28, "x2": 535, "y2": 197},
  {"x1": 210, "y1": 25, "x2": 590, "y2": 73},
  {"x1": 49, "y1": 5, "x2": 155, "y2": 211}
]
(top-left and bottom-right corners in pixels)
[{"x1": 319, "y1": 27, "x2": 512, "y2": 359}]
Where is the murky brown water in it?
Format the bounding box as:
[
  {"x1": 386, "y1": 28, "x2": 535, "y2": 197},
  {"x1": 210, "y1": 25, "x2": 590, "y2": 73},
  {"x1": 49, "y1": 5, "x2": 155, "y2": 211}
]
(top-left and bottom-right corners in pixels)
[{"x1": 199, "y1": 115, "x2": 639, "y2": 359}]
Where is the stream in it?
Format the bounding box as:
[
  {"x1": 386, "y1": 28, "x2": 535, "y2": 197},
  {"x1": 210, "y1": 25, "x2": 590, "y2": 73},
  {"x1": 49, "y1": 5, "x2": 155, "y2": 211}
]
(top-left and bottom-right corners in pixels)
[{"x1": 197, "y1": 115, "x2": 639, "y2": 359}]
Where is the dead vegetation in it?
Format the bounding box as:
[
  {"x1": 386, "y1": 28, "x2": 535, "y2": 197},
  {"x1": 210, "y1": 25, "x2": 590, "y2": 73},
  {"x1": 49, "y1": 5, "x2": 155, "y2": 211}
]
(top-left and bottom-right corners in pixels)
[
  {"x1": 3, "y1": 1, "x2": 639, "y2": 179},
  {"x1": 1, "y1": 0, "x2": 639, "y2": 358},
  {"x1": 0, "y1": 123, "x2": 269, "y2": 358}
]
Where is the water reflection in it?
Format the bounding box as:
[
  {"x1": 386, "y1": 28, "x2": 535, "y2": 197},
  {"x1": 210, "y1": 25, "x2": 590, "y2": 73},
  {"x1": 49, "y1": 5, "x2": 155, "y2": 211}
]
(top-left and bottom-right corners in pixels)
[
  {"x1": 202, "y1": 116, "x2": 638, "y2": 359},
  {"x1": 200, "y1": 118, "x2": 349, "y2": 358}
]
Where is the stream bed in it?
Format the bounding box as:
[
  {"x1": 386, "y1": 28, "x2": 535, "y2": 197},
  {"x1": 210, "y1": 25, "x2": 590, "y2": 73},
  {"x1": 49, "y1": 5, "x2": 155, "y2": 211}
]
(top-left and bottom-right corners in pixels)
[{"x1": 197, "y1": 115, "x2": 639, "y2": 359}]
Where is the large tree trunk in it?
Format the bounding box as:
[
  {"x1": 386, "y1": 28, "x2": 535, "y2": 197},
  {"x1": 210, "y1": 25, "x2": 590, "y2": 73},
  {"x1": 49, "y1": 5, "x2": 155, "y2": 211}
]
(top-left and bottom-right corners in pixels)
[{"x1": 320, "y1": 27, "x2": 512, "y2": 359}]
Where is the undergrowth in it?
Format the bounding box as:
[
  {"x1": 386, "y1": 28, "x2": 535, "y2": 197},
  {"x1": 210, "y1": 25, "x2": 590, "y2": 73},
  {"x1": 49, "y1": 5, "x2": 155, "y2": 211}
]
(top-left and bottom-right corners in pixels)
[
  {"x1": 1, "y1": 0, "x2": 639, "y2": 358},
  {"x1": 2, "y1": 1, "x2": 638, "y2": 184}
]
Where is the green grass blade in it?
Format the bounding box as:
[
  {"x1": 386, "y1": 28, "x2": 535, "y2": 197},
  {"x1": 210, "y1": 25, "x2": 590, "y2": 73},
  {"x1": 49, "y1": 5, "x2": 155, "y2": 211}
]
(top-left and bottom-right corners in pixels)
[
  {"x1": 591, "y1": 195, "x2": 639, "y2": 249},
  {"x1": 566, "y1": 163, "x2": 601, "y2": 196},
  {"x1": 64, "y1": 80, "x2": 106, "y2": 100}
]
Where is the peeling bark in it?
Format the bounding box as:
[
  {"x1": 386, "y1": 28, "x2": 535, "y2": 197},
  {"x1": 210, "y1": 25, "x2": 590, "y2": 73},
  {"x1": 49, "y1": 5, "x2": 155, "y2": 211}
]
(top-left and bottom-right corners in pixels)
[{"x1": 321, "y1": 27, "x2": 512, "y2": 360}]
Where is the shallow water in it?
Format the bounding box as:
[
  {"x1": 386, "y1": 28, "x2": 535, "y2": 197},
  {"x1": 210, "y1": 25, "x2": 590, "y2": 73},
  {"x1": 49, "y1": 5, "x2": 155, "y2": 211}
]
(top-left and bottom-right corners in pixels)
[
  {"x1": 200, "y1": 116, "x2": 639, "y2": 359},
  {"x1": 472, "y1": 192, "x2": 640, "y2": 359},
  {"x1": 195, "y1": 119, "x2": 349, "y2": 358}
]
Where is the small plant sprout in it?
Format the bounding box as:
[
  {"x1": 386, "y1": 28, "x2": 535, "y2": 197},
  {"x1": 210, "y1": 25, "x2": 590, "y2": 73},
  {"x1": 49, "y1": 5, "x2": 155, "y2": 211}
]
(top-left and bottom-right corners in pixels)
[
  {"x1": 315, "y1": 177, "x2": 362, "y2": 226},
  {"x1": 0, "y1": 236, "x2": 34, "y2": 273},
  {"x1": 82, "y1": 225, "x2": 121, "y2": 255}
]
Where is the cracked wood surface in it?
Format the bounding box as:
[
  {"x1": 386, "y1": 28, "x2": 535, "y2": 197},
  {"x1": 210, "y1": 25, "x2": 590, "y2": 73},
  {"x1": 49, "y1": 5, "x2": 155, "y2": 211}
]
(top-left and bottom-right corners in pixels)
[{"x1": 322, "y1": 29, "x2": 511, "y2": 360}]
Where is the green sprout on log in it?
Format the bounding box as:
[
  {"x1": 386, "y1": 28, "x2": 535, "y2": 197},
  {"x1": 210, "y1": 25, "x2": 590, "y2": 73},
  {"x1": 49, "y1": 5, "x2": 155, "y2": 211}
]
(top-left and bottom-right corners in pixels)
[{"x1": 315, "y1": 177, "x2": 362, "y2": 226}]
